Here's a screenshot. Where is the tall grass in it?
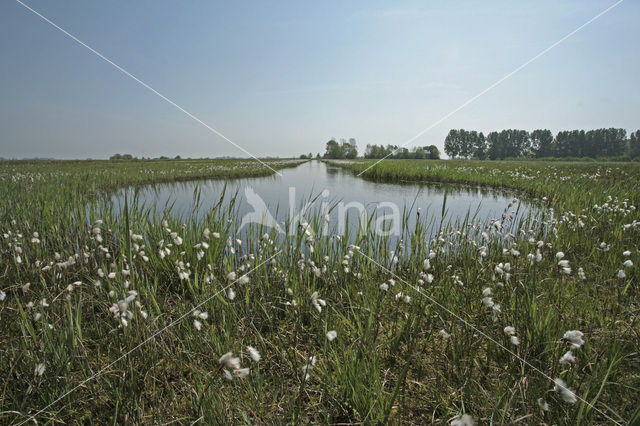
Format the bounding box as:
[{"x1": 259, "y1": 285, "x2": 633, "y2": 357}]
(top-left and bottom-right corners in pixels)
[{"x1": 0, "y1": 158, "x2": 638, "y2": 424}]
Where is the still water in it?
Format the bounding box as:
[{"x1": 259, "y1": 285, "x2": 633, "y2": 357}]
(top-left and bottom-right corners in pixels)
[{"x1": 114, "y1": 160, "x2": 539, "y2": 239}]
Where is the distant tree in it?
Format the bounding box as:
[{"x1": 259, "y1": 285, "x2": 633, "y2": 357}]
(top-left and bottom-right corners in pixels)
[
  {"x1": 444, "y1": 129, "x2": 461, "y2": 158},
  {"x1": 344, "y1": 139, "x2": 358, "y2": 159},
  {"x1": 530, "y1": 129, "x2": 554, "y2": 157},
  {"x1": 324, "y1": 138, "x2": 357, "y2": 159},
  {"x1": 630, "y1": 130, "x2": 640, "y2": 158},
  {"x1": 565, "y1": 130, "x2": 585, "y2": 157},
  {"x1": 553, "y1": 128, "x2": 626, "y2": 158},
  {"x1": 553, "y1": 131, "x2": 568, "y2": 157},
  {"x1": 323, "y1": 139, "x2": 344, "y2": 159},
  {"x1": 426, "y1": 145, "x2": 440, "y2": 159},
  {"x1": 364, "y1": 144, "x2": 390, "y2": 159},
  {"x1": 446, "y1": 127, "x2": 629, "y2": 160},
  {"x1": 110, "y1": 153, "x2": 136, "y2": 160},
  {"x1": 472, "y1": 132, "x2": 487, "y2": 159},
  {"x1": 514, "y1": 130, "x2": 531, "y2": 157},
  {"x1": 365, "y1": 144, "x2": 378, "y2": 158},
  {"x1": 486, "y1": 132, "x2": 502, "y2": 160},
  {"x1": 606, "y1": 128, "x2": 627, "y2": 157},
  {"x1": 458, "y1": 130, "x2": 472, "y2": 158},
  {"x1": 412, "y1": 147, "x2": 426, "y2": 159},
  {"x1": 175, "y1": 155, "x2": 181, "y2": 159}
]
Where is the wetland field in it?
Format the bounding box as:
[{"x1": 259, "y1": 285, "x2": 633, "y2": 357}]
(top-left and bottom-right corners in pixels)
[{"x1": 1, "y1": 158, "x2": 639, "y2": 424}]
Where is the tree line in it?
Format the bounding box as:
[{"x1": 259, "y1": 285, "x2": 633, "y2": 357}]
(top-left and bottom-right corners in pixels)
[
  {"x1": 444, "y1": 128, "x2": 640, "y2": 159},
  {"x1": 322, "y1": 138, "x2": 358, "y2": 159},
  {"x1": 364, "y1": 144, "x2": 440, "y2": 159},
  {"x1": 322, "y1": 139, "x2": 441, "y2": 160},
  {"x1": 109, "y1": 154, "x2": 182, "y2": 160}
]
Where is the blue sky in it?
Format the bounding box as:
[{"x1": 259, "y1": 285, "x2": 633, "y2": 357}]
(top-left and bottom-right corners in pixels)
[{"x1": 0, "y1": 0, "x2": 638, "y2": 159}]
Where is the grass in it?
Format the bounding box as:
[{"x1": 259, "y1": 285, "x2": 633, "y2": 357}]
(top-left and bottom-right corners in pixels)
[{"x1": 1, "y1": 157, "x2": 638, "y2": 424}]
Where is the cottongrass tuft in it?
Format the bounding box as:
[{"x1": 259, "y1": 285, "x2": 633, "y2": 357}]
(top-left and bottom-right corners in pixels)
[
  {"x1": 553, "y1": 378, "x2": 577, "y2": 404},
  {"x1": 559, "y1": 350, "x2": 576, "y2": 364},
  {"x1": 310, "y1": 292, "x2": 326, "y2": 313},
  {"x1": 222, "y1": 369, "x2": 233, "y2": 381},
  {"x1": 301, "y1": 355, "x2": 317, "y2": 381},
  {"x1": 450, "y1": 413, "x2": 475, "y2": 426},
  {"x1": 577, "y1": 267, "x2": 586, "y2": 280},
  {"x1": 246, "y1": 346, "x2": 261, "y2": 362},
  {"x1": 562, "y1": 330, "x2": 584, "y2": 349},
  {"x1": 537, "y1": 397, "x2": 549, "y2": 411},
  {"x1": 326, "y1": 330, "x2": 337, "y2": 341},
  {"x1": 34, "y1": 362, "x2": 45, "y2": 377},
  {"x1": 193, "y1": 319, "x2": 202, "y2": 331},
  {"x1": 233, "y1": 368, "x2": 250, "y2": 378},
  {"x1": 227, "y1": 287, "x2": 236, "y2": 300},
  {"x1": 219, "y1": 352, "x2": 241, "y2": 370}
]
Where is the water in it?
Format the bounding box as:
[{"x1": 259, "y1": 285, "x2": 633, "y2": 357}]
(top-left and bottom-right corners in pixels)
[{"x1": 113, "y1": 160, "x2": 540, "y2": 240}]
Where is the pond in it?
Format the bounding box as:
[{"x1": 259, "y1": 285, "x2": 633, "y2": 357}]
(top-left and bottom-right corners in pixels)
[{"x1": 113, "y1": 160, "x2": 541, "y2": 242}]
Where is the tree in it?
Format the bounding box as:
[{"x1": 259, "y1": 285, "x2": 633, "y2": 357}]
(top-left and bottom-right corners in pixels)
[
  {"x1": 554, "y1": 131, "x2": 572, "y2": 157},
  {"x1": 426, "y1": 145, "x2": 440, "y2": 159},
  {"x1": 323, "y1": 139, "x2": 344, "y2": 159},
  {"x1": 110, "y1": 153, "x2": 135, "y2": 160},
  {"x1": 444, "y1": 129, "x2": 486, "y2": 159},
  {"x1": 324, "y1": 138, "x2": 358, "y2": 159},
  {"x1": 344, "y1": 139, "x2": 358, "y2": 159},
  {"x1": 444, "y1": 129, "x2": 461, "y2": 158},
  {"x1": 472, "y1": 132, "x2": 487, "y2": 159},
  {"x1": 411, "y1": 147, "x2": 425, "y2": 159},
  {"x1": 486, "y1": 132, "x2": 502, "y2": 160},
  {"x1": 515, "y1": 130, "x2": 531, "y2": 157},
  {"x1": 605, "y1": 128, "x2": 626, "y2": 157},
  {"x1": 630, "y1": 130, "x2": 640, "y2": 158},
  {"x1": 531, "y1": 129, "x2": 554, "y2": 157},
  {"x1": 458, "y1": 130, "x2": 472, "y2": 158},
  {"x1": 445, "y1": 127, "x2": 629, "y2": 159}
]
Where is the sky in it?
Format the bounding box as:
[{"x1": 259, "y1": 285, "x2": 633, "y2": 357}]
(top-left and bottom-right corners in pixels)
[{"x1": 0, "y1": 0, "x2": 638, "y2": 159}]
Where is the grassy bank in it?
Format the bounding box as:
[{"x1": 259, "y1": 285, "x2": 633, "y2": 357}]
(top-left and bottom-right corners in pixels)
[
  {"x1": 1, "y1": 158, "x2": 638, "y2": 424},
  {"x1": 326, "y1": 158, "x2": 640, "y2": 210}
]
